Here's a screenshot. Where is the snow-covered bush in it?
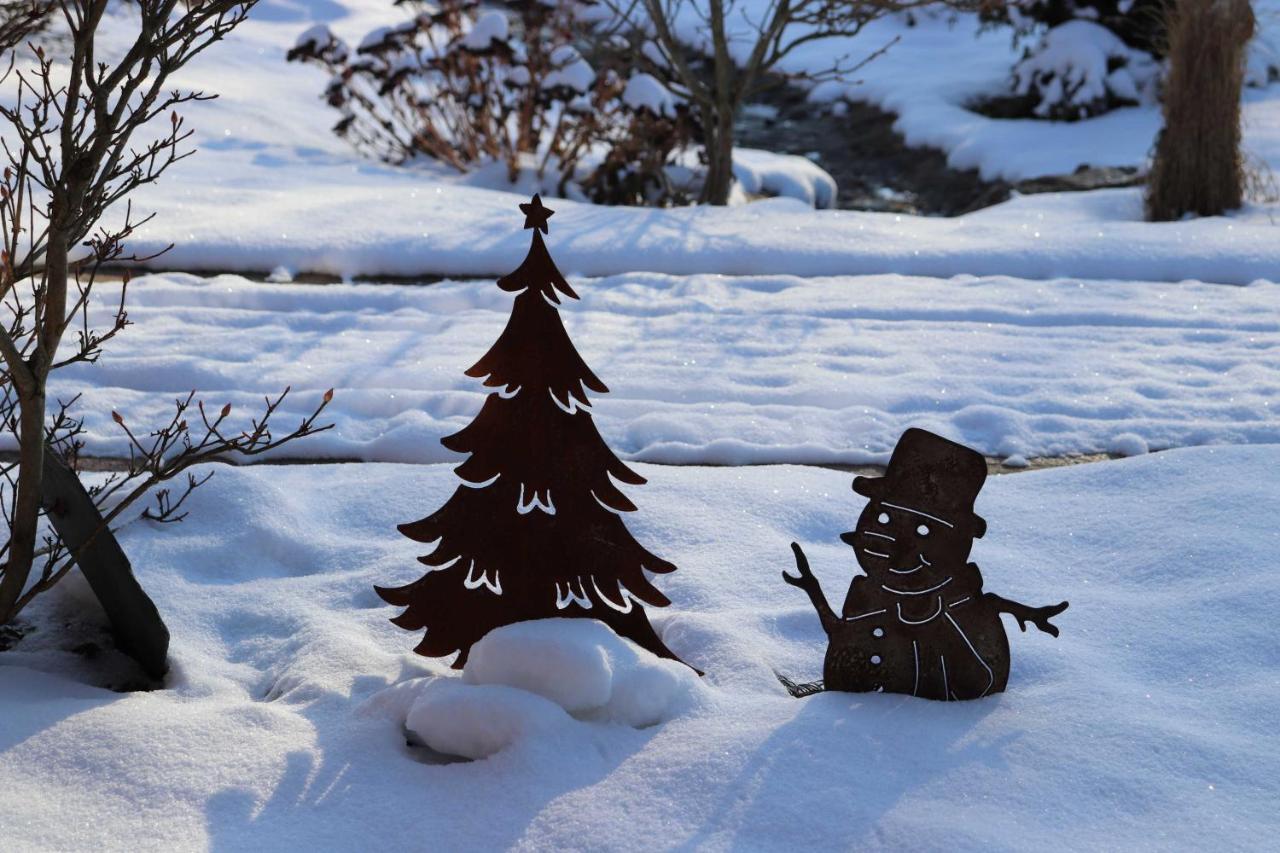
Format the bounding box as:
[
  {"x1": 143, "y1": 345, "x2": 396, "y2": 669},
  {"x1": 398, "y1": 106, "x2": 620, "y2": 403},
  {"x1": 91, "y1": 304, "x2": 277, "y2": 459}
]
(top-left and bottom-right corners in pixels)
[
  {"x1": 984, "y1": 0, "x2": 1277, "y2": 120},
  {"x1": 1011, "y1": 19, "x2": 1160, "y2": 119},
  {"x1": 988, "y1": 1, "x2": 1167, "y2": 54},
  {"x1": 287, "y1": 1, "x2": 700, "y2": 205}
]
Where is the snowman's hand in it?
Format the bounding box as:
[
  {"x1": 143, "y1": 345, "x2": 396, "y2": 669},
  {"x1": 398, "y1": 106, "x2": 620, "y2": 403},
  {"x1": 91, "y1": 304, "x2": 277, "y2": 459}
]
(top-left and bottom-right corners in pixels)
[
  {"x1": 1027, "y1": 600, "x2": 1070, "y2": 637},
  {"x1": 784, "y1": 543, "x2": 838, "y2": 634},
  {"x1": 987, "y1": 595, "x2": 1070, "y2": 637},
  {"x1": 783, "y1": 542, "x2": 816, "y2": 588}
]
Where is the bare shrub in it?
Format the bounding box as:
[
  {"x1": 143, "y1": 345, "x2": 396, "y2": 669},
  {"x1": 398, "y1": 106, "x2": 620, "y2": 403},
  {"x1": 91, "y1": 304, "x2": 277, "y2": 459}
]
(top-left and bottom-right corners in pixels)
[
  {"x1": 1145, "y1": 0, "x2": 1254, "y2": 221},
  {"x1": 0, "y1": 1, "x2": 53, "y2": 53},
  {"x1": 0, "y1": 1, "x2": 332, "y2": 626},
  {"x1": 287, "y1": 1, "x2": 700, "y2": 205},
  {"x1": 598, "y1": 0, "x2": 983, "y2": 205}
]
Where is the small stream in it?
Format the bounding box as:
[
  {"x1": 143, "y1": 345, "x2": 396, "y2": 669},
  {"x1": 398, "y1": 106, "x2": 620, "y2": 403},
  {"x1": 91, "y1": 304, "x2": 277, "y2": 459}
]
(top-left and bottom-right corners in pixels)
[{"x1": 735, "y1": 80, "x2": 1141, "y2": 216}]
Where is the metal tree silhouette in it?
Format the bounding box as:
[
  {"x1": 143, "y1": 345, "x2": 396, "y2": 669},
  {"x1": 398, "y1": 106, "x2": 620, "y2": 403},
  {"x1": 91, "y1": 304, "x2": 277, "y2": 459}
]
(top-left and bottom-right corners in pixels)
[{"x1": 377, "y1": 195, "x2": 690, "y2": 669}]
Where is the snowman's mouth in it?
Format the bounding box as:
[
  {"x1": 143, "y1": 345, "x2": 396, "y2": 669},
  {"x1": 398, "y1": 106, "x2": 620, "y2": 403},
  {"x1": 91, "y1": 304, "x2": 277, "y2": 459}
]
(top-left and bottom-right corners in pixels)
[{"x1": 888, "y1": 554, "x2": 930, "y2": 575}]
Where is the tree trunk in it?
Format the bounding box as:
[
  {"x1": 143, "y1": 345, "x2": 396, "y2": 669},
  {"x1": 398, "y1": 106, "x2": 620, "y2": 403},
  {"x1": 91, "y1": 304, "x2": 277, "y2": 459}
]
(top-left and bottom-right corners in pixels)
[
  {"x1": 1145, "y1": 0, "x2": 1255, "y2": 221},
  {"x1": 0, "y1": 227, "x2": 66, "y2": 624},
  {"x1": 701, "y1": 110, "x2": 736, "y2": 206},
  {"x1": 0, "y1": 383, "x2": 47, "y2": 623}
]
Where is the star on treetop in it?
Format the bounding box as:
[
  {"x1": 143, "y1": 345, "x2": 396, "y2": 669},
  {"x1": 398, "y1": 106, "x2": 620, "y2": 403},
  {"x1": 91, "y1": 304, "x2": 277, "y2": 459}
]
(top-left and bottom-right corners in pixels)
[{"x1": 519, "y1": 194, "x2": 555, "y2": 233}]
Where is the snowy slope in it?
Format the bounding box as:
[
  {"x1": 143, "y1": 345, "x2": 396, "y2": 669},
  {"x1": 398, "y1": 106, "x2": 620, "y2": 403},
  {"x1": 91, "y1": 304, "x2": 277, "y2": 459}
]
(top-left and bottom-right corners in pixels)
[
  {"x1": 727, "y1": 5, "x2": 1280, "y2": 182},
  {"x1": 2, "y1": 449, "x2": 1277, "y2": 850},
  {"x1": 37, "y1": 0, "x2": 1271, "y2": 284},
  {"x1": 40, "y1": 271, "x2": 1280, "y2": 467}
]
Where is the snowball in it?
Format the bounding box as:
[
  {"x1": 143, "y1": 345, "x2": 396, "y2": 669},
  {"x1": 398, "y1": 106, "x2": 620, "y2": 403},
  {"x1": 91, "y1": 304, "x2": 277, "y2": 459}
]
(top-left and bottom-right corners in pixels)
[
  {"x1": 406, "y1": 678, "x2": 571, "y2": 760},
  {"x1": 464, "y1": 619, "x2": 700, "y2": 726},
  {"x1": 623, "y1": 73, "x2": 679, "y2": 117},
  {"x1": 462, "y1": 11, "x2": 509, "y2": 51},
  {"x1": 1110, "y1": 433, "x2": 1149, "y2": 457},
  {"x1": 542, "y1": 46, "x2": 594, "y2": 94}
]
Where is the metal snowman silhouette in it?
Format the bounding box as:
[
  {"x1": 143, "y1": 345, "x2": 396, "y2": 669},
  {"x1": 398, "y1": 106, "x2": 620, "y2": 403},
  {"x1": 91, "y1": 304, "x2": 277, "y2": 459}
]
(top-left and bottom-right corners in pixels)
[{"x1": 782, "y1": 428, "x2": 1068, "y2": 700}]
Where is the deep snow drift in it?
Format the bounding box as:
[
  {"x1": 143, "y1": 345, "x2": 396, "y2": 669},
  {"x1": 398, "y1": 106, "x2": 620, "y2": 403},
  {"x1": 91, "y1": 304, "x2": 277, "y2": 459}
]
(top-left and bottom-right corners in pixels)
[
  {"x1": 1, "y1": 450, "x2": 1277, "y2": 850},
  {"x1": 39, "y1": 271, "x2": 1280, "y2": 467}
]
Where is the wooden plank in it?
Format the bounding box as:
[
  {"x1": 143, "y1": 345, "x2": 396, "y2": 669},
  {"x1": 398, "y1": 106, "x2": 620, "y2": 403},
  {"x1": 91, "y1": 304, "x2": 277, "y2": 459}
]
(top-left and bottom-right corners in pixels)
[{"x1": 40, "y1": 450, "x2": 169, "y2": 680}]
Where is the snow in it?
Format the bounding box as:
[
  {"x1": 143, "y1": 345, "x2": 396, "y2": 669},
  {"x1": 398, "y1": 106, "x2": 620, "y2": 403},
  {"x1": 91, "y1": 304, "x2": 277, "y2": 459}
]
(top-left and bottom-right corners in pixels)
[
  {"x1": 1011, "y1": 20, "x2": 1160, "y2": 117},
  {"x1": 706, "y1": 4, "x2": 1280, "y2": 181},
  {"x1": 405, "y1": 621, "x2": 704, "y2": 760},
  {"x1": 542, "y1": 45, "x2": 594, "y2": 93},
  {"x1": 3, "y1": 449, "x2": 1279, "y2": 848},
  {"x1": 41, "y1": 271, "x2": 1280, "y2": 468},
  {"x1": 124, "y1": 183, "x2": 1280, "y2": 285},
  {"x1": 27, "y1": 0, "x2": 1263, "y2": 284},
  {"x1": 732, "y1": 148, "x2": 837, "y2": 209},
  {"x1": 622, "y1": 71, "x2": 678, "y2": 116},
  {"x1": 2, "y1": 1, "x2": 1278, "y2": 848},
  {"x1": 461, "y1": 11, "x2": 508, "y2": 51},
  {"x1": 457, "y1": 620, "x2": 700, "y2": 725},
  {"x1": 406, "y1": 680, "x2": 574, "y2": 761},
  {"x1": 293, "y1": 23, "x2": 334, "y2": 53}
]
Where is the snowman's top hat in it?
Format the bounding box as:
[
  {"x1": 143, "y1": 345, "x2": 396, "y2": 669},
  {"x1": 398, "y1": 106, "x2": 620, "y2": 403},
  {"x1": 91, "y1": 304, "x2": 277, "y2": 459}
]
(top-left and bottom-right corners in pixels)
[{"x1": 853, "y1": 428, "x2": 988, "y2": 538}]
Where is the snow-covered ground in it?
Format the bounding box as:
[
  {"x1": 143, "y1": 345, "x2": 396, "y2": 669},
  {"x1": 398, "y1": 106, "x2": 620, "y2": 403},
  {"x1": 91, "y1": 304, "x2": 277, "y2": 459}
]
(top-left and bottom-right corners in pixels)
[
  {"x1": 43, "y1": 271, "x2": 1280, "y2": 466},
  {"x1": 67, "y1": 0, "x2": 1278, "y2": 285},
  {"x1": 3, "y1": 450, "x2": 1278, "y2": 850},
  {"x1": 4, "y1": 3, "x2": 1280, "y2": 849}
]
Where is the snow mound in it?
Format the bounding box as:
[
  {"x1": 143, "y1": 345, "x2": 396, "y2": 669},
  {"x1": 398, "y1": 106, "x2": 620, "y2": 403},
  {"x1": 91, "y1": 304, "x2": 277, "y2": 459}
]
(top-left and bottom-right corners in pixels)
[
  {"x1": 403, "y1": 620, "x2": 702, "y2": 759},
  {"x1": 463, "y1": 619, "x2": 702, "y2": 727},
  {"x1": 406, "y1": 679, "x2": 572, "y2": 760},
  {"x1": 732, "y1": 148, "x2": 837, "y2": 209}
]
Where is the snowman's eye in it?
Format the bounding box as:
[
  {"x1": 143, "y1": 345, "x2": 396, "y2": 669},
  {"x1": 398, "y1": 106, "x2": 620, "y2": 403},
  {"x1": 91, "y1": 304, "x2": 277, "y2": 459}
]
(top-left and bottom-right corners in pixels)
[
  {"x1": 877, "y1": 512, "x2": 890, "y2": 525},
  {"x1": 916, "y1": 524, "x2": 930, "y2": 537}
]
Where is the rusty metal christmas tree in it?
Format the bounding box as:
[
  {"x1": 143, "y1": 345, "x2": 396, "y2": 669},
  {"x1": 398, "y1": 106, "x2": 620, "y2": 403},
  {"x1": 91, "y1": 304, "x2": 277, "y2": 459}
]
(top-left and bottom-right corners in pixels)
[{"x1": 376, "y1": 195, "x2": 690, "y2": 669}]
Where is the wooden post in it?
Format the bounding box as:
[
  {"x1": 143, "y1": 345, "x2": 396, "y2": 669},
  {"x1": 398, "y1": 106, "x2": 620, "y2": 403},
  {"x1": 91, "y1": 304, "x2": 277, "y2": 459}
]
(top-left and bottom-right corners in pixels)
[{"x1": 40, "y1": 451, "x2": 169, "y2": 680}]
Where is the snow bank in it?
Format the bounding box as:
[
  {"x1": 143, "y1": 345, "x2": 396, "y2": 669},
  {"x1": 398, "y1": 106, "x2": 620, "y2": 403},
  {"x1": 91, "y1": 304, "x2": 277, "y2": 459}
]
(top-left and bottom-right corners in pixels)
[
  {"x1": 3, "y1": 452, "x2": 1278, "y2": 848},
  {"x1": 63, "y1": 0, "x2": 1278, "y2": 284},
  {"x1": 42, "y1": 271, "x2": 1280, "y2": 467}
]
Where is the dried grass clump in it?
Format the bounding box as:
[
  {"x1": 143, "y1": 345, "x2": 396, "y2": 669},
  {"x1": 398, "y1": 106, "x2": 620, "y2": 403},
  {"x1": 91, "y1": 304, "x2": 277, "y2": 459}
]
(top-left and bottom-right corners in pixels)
[{"x1": 1146, "y1": 0, "x2": 1255, "y2": 221}]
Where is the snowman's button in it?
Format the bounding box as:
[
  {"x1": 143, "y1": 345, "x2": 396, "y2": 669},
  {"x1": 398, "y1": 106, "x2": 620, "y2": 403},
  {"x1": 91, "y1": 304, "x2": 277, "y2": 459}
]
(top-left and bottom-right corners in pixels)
[
  {"x1": 870, "y1": 655, "x2": 882, "y2": 665},
  {"x1": 872, "y1": 627, "x2": 884, "y2": 638}
]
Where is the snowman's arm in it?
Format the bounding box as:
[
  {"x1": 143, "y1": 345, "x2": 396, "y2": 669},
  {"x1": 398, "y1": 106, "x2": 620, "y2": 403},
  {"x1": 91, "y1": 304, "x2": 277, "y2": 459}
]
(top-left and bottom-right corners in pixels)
[
  {"x1": 985, "y1": 594, "x2": 1069, "y2": 637},
  {"x1": 783, "y1": 543, "x2": 839, "y2": 634}
]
